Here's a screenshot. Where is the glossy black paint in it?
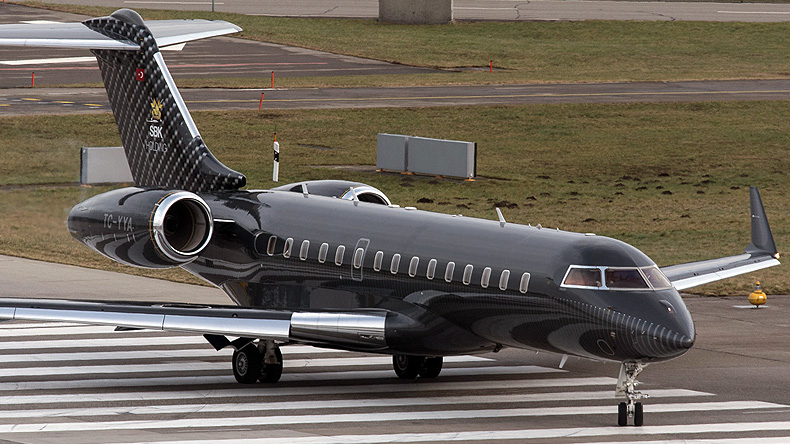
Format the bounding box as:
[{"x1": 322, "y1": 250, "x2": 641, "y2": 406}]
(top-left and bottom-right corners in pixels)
[{"x1": 68, "y1": 184, "x2": 695, "y2": 363}]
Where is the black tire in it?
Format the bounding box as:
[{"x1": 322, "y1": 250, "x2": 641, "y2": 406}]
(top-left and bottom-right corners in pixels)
[
  {"x1": 260, "y1": 347, "x2": 283, "y2": 383},
  {"x1": 232, "y1": 345, "x2": 261, "y2": 384},
  {"x1": 393, "y1": 354, "x2": 424, "y2": 379},
  {"x1": 617, "y1": 402, "x2": 628, "y2": 426},
  {"x1": 419, "y1": 356, "x2": 443, "y2": 379},
  {"x1": 634, "y1": 402, "x2": 644, "y2": 427}
]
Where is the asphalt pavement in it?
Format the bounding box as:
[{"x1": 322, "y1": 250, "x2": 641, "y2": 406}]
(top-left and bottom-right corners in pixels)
[
  {"x1": 29, "y1": 0, "x2": 790, "y2": 22},
  {"x1": 3, "y1": 79, "x2": 790, "y2": 116},
  {"x1": 0, "y1": 254, "x2": 788, "y2": 443}
]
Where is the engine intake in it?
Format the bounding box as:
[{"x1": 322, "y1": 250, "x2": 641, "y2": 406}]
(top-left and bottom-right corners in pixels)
[{"x1": 68, "y1": 187, "x2": 213, "y2": 268}]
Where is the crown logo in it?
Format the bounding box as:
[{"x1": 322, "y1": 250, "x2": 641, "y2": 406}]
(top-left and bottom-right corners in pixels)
[{"x1": 150, "y1": 99, "x2": 163, "y2": 121}]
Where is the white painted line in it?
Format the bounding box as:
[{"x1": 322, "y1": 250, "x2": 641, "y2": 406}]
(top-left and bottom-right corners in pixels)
[
  {"x1": 116, "y1": 431, "x2": 790, "y2": 444},
  {"x1": 0, "y1": 56, "x2": 95, "y2": 66},
  {"x1": 0, "y1": 355, "x2": 488, "y2": 377},
  {"x1": 0, "y1": 348, "x2": 230, "y2": 363},
  {"x1": 0, "y1": 366, "x2": 570, "y2": 391},
  {"x1": 0, "y1": 393, "x2": 723, "y2": 420},
  {"x1": 123, "y1": 1, "x2": 224, "y2": 3},
  {"x1": 0, "y1": 324, "x2": 147, "y2": 336},
  {"x1": 20, "y1": 20, "x2": 63, "y2": 24},
  {"x1": 1, "y1": 406, "x2": 785, "y2": 434},
  {"x1": 0, "y1": 377, "x2": 622, "y2": 404},
  {"x1": 718, "y1": 11, "x2": 790, "y2": 14},
  {"x1": 0, "y1": 322, "x2": 85, "y2": 329}
]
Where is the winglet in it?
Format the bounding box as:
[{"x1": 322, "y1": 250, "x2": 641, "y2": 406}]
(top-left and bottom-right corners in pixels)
[{"x1": 745, "y1": 186, "x2": 778, "y2": 257}]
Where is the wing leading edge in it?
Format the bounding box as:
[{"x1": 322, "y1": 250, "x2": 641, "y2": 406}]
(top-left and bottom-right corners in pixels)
[{"x1": 661, "y1": 186, "x2": 780, "y2": 291}]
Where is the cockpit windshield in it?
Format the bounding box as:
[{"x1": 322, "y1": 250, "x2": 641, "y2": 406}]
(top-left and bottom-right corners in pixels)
[{"x1": 561, "y1": 265, "x2": 672, "y2": 291}]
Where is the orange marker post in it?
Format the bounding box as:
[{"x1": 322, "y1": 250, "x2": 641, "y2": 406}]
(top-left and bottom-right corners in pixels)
[
  {"x1": 271, "y1": 71, "x2": 274, "y2": 89},
  {"x1": 490, "y1": 60, "x2": 493, "y2": 73},
  {"x1": 259, "y1": 92, "x2": 264, "y2": 110},
  {"x1": 31, "y1": 72, "x2": 35, "y2": 87}
]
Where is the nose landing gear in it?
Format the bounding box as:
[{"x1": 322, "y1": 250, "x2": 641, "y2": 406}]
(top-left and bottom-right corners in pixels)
[{"x1": 616, "y1": 362, "x2": 648, "y2": 426}]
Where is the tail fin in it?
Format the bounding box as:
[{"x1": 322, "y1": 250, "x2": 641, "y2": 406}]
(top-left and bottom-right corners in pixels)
[{"x1": 0, "y1": 9, "x2": 245, "y2": 192}]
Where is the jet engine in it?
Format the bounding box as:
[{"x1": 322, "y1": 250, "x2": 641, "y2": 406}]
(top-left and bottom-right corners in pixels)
[{"x1": 68, "y1": 187, "x2": 213, "y2": 268}]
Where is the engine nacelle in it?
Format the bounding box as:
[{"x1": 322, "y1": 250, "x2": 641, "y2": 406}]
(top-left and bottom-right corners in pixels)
[{"x1": 68, "y1": 187, "x2": 213, "y2": 268}]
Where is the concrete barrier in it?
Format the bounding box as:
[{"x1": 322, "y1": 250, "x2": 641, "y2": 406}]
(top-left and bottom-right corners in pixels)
[
  {"x1": 377, "y1": 133, "x2": 476, "y2": 179},
  {"x1": 379, "y1": 0, "x2": 453, "y2": 24},
  {"x1": 80, "y1": 146, "x2": 134, "y2": 184}
]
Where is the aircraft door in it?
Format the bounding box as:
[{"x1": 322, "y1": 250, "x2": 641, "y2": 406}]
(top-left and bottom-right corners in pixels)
[{"x1": 352, "y1": 238, "x2": 370, "y2": 282}]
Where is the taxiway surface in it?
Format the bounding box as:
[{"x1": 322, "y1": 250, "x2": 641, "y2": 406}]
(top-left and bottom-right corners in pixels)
[
  {"x1": 0, "y1": 255, "x2": 788, "y2": 443},
  {"x1": 30, "y1": 0, "x2": 790, "y2": 22}
]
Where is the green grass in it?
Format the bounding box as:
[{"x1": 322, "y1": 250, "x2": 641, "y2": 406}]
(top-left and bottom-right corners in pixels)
[
  {"x1": 2, "y1": 101, "x2": 789, "y2": 295},
  {"x1": 19, "y1": 1, "x2": 790, "y2": 87}
]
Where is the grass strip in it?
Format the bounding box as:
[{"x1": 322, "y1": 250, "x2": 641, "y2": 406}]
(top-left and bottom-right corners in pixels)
[{"x1": 2, "y1": 101, "x2": 789, "y2": 295}]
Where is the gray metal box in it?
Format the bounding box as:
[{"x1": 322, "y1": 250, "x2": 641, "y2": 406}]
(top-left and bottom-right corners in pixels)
[
  {"x1": 408, "y1": 137, "x2": 476, "y2": 178},
  {"x1": 376, "y1": 133, "x2": 408, "y2": 172},
  {"x1": 80, "y1": 146, "x2": 134, "y2": 184}
]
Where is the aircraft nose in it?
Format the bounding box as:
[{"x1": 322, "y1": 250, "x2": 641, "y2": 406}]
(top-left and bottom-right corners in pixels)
[{"x1": 627, "y1": 315, "x2": 695, "y2": 361}]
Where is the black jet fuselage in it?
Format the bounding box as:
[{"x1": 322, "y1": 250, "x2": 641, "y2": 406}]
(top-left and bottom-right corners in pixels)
[{"x1": 172, "y1": 188, "x2": 695, "y2": 364}]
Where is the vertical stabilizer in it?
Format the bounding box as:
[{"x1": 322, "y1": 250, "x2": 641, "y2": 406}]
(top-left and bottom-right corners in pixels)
[{"x1": 83, "y1": 9, "x2": 246, "y2": 192}]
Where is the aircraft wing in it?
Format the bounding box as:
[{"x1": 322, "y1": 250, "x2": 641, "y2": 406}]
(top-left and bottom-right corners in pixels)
[
  {"x1": 0, "y1": 17, "x2": 240, "y2": 50},
  {"x1": 660, "y1": 186, "x2": 780, "y2": 291},
  {"x1": 0, "y1": 298, "x2": 388, "y2": 351}
]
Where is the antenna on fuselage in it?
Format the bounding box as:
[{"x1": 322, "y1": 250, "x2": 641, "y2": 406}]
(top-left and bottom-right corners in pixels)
[{"x1": 495, "y1": 207, "x2": 506, "y2": 227}]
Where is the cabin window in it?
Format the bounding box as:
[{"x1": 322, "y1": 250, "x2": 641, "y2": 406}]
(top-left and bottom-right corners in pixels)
[
  {"x1": 318, "y1": 243, "x2": 329, "y2": 263},
  {"x1": 299, "y1": 240, "x2": 310, "y2": 261},
  {"x1": 499, "y1": 269, "x2": 510, "y2": 291},
  {"x1": 353, "y1": 247, "x2": 364, "y2": 269},
  {"x1": 426, "y1": 259, "x2": 437, "y2": 280},
  {"x1": 335, "y1": 245, "x2": 345, "y2": 266},
  {"x1": 373, "y1": 251, "x2": 384, "y2": 271},
  {"x1": 444, "y1": 261, "x2": 455, "y2": 283},
  {"x1": 283, "y1": 238, "x2": 293, "y2": 258},
  {"x1": 605, "y1": 268, "x2": 649, "y2": 289},
  {"x1": 391, "y1": 254, "x2": 401, "y2": 274},
  {"x1": 519, "y1": 272, "x2": 531, "y2": 294},
  {"x1": 267, "y1": 235, "x2": 277, "y2": 256},
  {"x1": 481, "y1": 267, "x2": 492, "y2": 288},
  {"x1": 409, "y1": 257, "x2": 419, "y2": 277},
  {"x1": 462, "y1": 264, "x2": 474, "y2": 285}
]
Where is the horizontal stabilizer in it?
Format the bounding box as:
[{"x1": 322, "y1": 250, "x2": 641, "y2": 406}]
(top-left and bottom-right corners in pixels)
[
  {"x1": 0, "y1": 18, "x2": 241, "y2": 50},
  {"x1": 661, "y1": 186, "x2": 780, "y2": 290}
]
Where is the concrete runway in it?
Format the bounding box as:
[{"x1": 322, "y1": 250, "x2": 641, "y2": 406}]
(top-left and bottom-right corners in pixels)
[
  {"x1": 3, "y1": 79, "x2": 790, "y2": 116},
  {"x1": 30, "y1": 0, "x2": 790, "y2": 22},
  {"x1": 0, "y1": 255, "x2": 789, "y2": 443}
]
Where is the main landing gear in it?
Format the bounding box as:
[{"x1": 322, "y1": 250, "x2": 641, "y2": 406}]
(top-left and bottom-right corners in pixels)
[
  {"x1": 392, "y1": 354, "x2": 443, "y2": 379},
  {"x1": 231, "y1": 340, "x2": 283, "y2": 384},
  {"x1": 615, "y1": 362, "x2": 648, "y2": 426}
]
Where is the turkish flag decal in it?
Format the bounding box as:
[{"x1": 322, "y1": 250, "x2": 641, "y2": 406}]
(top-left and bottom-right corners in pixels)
[{"x1": 135, "y1": 68, "x2": 145, "y2": 82}]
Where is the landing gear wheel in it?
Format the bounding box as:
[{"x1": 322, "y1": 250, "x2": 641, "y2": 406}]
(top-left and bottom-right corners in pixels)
[
  {"x1": 419, "y1": 356, "x2": 443, "y2": 379},
  {"x1": 617, "y1": 402, "x2": 627, "y2": 426},
  {"x1": 259, "y1": 346, "x2": 283, "y2": 383},
  {"x1": 634, "y1": 402, "x2": 644, "y2": 426},
  {"x1": 393, "y1": 355, "x2": 424, "y2": 379},
  {"x1": 232, "y1": 345, "x2": 261, "y2": 384}
]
